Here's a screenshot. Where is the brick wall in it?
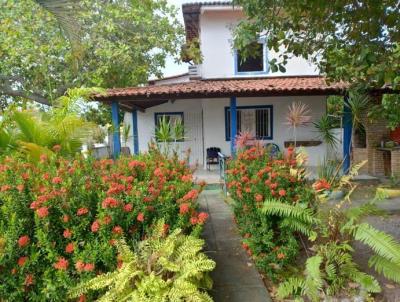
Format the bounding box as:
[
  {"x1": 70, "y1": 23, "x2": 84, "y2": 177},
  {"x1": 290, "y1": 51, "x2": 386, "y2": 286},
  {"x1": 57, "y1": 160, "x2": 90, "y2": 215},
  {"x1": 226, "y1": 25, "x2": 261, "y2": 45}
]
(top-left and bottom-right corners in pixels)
[
  {"x1": 360, "y1": 96, "x2": 390, "y2": 176},
  {"x1": 392, "y1": 150, "x2": 400, "y2": 177},
  {"x1": 353, "y1": 148, "x2": 368, "y2": 174}
]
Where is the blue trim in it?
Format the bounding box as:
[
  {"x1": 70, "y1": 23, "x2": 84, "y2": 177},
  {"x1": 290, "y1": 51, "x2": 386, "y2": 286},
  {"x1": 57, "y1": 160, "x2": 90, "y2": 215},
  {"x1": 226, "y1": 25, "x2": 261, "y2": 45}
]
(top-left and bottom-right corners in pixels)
[
  {"x1": 343, "y1": 96, "x2": 352, "y2": 174},
  {"x1": 234, "y1": 41, "x2": 269, "y2": 76},
  {"x1": 154, "y1": 112, "x2": 184, "y2": 142},
  {"x1": 225, "y1": 104, "x2": 274, "y2": 141},
  {"x1": 132, "y1": 110, "x2": 139, "y2": 155},
  {"x1": 111, "y1": 101, "x2": 121, "y2": 159},
  {"x1": 230, "y1": 97, "x2": 237, "y2": 156}
]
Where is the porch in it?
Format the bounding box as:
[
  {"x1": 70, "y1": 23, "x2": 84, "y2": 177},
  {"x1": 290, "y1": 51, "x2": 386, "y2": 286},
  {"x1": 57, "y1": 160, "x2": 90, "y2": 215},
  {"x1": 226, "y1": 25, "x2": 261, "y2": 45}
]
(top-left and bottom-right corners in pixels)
[{"x1": 93, "y1": 75, "x2": 384, "y2": 175}]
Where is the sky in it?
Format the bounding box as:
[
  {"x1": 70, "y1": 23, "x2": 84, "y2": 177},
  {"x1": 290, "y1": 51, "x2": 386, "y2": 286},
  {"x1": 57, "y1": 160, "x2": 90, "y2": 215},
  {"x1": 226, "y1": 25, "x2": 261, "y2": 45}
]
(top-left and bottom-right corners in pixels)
[{"x1": 160, "y1": 0, "x2": 191, "y2": 77}]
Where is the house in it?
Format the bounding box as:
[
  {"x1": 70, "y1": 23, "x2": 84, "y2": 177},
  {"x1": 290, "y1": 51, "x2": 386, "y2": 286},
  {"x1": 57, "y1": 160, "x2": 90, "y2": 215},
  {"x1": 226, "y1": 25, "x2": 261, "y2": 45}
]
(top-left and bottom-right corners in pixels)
[{"x1": 95, "y1": 1, "x2": 353, "y2": 171}]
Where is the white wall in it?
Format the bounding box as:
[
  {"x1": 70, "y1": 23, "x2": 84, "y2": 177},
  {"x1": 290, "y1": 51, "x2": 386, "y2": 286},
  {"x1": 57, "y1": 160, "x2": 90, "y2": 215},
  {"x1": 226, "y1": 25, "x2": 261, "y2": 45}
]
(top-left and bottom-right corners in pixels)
[
  {"x1": 129, "y1": 95, "x2": 328, "y2": 168},
  {"x1": 199, "y1": 9, "x2": 319, "y2": 79},
  {"x1": 202, "y1": 95, "x2": 327, "y2": 167},
  {"x1": 124, "y1": 99, "x2": 205, "y2": 166}
]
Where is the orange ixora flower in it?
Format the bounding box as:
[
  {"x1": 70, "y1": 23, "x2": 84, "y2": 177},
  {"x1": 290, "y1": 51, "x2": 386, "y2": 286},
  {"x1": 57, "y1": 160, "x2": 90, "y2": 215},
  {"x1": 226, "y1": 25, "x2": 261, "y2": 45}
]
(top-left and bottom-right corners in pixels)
[
  {"x1": 91, "y1": 220, "x2": 100, "y2": 233},
  {"x1": 36, "y1": 207, "x2": 49, "y2": 218},
  {"x1": 63, "y1": 229, "x2": 72, "y2": 239},
  {"x1": 53, "y1": 257, "x2": 69, "y2": 270},
  {"x1": 65, "y1": 243, "x2": 74, "y2": 254},
  {"x1": 197, "y1": 212, "x2": 209, "y2": 224},
  {"x1": 18, "y1": 256, "x2": 28, "y2": 267},
  {"x1": 277, "y1": 253, "x2": 286, "y2": 260},
  {"x1": 77, "y1": 207, "x2": 89, "y2": 216},
  {"x1": 278, "y1": 189, "x2": 287, "y2": 197},
  {"x1": 179, "y1": 203, "x2": 190, "y2": 215},
  {"x1": 83, "y1": 263, "x2": 95, "y2": 272},
  {"x1": 24, "y1": 274, "x2": 34, "y2": 286},
  {"x1": 52, "y1": 176, "x2": 62, "y2": 184},
  {"x1": 137, "y1": 212, "x2": 144, "y2": 222},
  {"x1": 18, "y1": 235, "x2": 30, "y2": 248},
  {"x1": 75, "y1": 260, "x2": 85, "y2": 272}
]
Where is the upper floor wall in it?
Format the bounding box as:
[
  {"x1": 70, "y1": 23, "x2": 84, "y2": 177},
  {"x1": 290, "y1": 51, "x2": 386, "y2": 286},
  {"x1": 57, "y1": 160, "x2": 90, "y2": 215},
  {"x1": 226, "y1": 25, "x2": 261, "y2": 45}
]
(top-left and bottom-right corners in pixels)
[{"x1": 196, "y1": 5, "x2": 319, "y2": 79}]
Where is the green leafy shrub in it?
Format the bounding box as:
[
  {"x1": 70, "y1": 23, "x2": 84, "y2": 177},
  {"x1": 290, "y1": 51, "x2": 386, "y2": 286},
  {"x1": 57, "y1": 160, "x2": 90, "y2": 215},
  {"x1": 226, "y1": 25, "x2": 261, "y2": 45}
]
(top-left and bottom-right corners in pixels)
[
  {"x1": 264, "y1": 163, "x2": 400, "y2": 300},
  {"x1": 70, "y1": 220, "x2": 215, "y2": 302},
  {"x1": 0, "y1": 147, "x2": 208, "y2": 301},
  {"x1": 226, "y1": 144, "x2": 314, "y2": 278}
]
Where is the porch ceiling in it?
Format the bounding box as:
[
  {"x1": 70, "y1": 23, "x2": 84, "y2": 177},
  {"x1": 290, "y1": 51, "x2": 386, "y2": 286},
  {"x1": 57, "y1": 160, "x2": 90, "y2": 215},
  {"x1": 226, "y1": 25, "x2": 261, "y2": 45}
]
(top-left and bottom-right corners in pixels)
[{"x1": 94, "y1": 76, "x2": 350, "y2": 112}]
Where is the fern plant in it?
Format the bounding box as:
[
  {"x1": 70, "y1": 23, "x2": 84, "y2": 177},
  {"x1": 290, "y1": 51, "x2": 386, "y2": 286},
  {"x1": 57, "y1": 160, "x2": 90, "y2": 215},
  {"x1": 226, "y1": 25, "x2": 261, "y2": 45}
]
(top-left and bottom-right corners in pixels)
[
  {"x1": 262, "y1": 161, "x2": 400, "y2": 300},
  {"x1": 69, "y1": 220, "x2": 215, "y2": 302}
]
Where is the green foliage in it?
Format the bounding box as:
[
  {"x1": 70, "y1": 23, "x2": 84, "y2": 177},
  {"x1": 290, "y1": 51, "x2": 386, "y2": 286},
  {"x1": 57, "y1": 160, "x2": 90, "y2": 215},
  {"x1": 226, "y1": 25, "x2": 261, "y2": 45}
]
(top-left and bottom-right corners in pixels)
[
  {"x1": 226, "y1": 145, "x2": 314, "y2": 278},
  {"x1": 0, "y1": 150, "x2": 207, "y2": 300},
  {"x1": 70, "y1": 220, "x2": 215, "y2": 302},
  {"x1": 155, "y1": 116, "x2": 186, "y2": 157},
  {"x1": 316, "y1": 158, "x2": 342, "y2": 190},
  {"x1": 181, "y1": 38, "x2": 203, "y2": 65},
  {"x1": 0, "y1": 0, "x2": 184, "y2": 105},
  {"x1": 0, "y1": 88, "x2": 100, "y2": 159},
  {"x1": 313, "y1": 115, "x2": 339, "y2": 149},
  {"x1": 369, "y1": 94, "x2": 400, "y2": 130},
  {"x1": 270, "y1": 164, "x2": 400, "y2": 300},
  {"x1": 233, "y1": 0, "x2": 400, "y2": 90}
]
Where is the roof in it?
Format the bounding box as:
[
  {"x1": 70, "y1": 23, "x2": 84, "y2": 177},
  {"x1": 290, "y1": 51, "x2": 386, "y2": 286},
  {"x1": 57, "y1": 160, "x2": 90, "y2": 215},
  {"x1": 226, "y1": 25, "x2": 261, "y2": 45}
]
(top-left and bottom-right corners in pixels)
[
  {"x1": 148, "y1": 73, "x2": 189, "y2": 85},
  {"x1": 94, "y1": 76, "x2": 348, "y2": 111},
  {"x1": 183, "y1": 2, "x2": 234, "y2": 42}
]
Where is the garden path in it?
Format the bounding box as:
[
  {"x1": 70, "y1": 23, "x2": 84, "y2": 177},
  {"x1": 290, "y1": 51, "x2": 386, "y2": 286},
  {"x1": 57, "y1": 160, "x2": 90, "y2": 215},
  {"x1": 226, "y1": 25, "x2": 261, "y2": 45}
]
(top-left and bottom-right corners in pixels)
[{"x1": 199, "y1": 190, "x2": 272, "y2": 302}]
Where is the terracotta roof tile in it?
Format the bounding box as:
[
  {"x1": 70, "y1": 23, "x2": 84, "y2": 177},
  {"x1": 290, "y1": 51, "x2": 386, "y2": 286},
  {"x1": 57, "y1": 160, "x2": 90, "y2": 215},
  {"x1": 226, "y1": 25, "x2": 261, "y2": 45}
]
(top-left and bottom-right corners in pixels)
[{"x1": 95, "y1": 76, "x2": 348, "y2": 103}]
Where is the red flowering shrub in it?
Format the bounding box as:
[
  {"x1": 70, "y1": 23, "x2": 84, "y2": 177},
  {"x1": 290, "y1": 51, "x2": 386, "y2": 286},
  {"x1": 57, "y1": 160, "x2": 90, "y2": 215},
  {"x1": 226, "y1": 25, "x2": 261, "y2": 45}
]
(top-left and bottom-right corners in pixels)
[
  {"x1": 226, "y1": 145, "x2": 313, "y2": 279},
  {"x1": 0, "y1": 148, "x2": 204, "y2": 300}
]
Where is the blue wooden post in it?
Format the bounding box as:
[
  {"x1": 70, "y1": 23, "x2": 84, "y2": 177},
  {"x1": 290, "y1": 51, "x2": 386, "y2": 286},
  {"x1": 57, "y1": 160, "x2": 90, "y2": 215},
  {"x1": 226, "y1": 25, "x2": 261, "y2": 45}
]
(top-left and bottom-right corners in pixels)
[
  {"x1": 343, "y1": 95, "x2": 352, "y2": 174},
  {"x1": 230, "y1": 96, "x2": 237, "y2": 156},
  {"x1": 132, "y1": 110, "x2": 139, "y2": 155},
  {"x1": 111, "y1": 101, "x2": 121, "y2": 159}
]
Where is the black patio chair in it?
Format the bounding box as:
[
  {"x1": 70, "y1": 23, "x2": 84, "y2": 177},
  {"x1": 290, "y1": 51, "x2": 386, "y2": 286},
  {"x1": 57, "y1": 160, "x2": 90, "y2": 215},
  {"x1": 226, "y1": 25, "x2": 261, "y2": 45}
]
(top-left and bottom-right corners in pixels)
[{"x1": 206, "y1": 147, "x2": 221, "y2": 170}]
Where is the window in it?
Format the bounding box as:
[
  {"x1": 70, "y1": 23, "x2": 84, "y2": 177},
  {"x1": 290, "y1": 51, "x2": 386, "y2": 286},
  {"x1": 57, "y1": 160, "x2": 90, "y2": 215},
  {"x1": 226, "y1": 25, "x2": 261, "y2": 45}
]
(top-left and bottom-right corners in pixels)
[
  {"x1": 154, "y1": 112, "x2": 184, "y2": 141},
  {"x1": 235, "y1": 42, "x2": 268, "y2": 74},
  {"x1": 225, "y1": 106, "x2": 273, "y2": 140}
]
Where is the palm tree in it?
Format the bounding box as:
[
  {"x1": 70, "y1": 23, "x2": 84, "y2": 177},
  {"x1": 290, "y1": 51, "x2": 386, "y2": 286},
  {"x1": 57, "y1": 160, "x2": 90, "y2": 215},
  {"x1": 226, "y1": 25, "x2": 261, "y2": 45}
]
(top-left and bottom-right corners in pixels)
[{"x1": 0, "y1": 88, "x2": 98, "y2": 160}]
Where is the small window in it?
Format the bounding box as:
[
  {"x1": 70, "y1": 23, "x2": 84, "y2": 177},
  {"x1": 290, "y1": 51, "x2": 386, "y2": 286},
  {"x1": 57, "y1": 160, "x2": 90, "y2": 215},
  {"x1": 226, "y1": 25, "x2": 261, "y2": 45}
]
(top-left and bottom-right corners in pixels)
[
  {"x1": 225, "y1": 106, "x2": 273, "y2": 140},
  {"x1": 154, "y1": 112, "x2": 184, "y2": 142},
  {"x1": 235, "y1": 42, "x2": 266, "y2": 74}
]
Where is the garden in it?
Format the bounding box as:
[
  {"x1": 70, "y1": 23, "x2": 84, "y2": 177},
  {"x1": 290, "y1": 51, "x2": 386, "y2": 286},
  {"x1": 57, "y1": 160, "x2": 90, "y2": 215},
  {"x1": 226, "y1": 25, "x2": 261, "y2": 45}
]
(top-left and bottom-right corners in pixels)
[
  {"x1": 0, "y1": 146, "x2": 214, "y2": 301},
  {"x1": 226, "y1": 135, "x2": 400, "y2": 301}
]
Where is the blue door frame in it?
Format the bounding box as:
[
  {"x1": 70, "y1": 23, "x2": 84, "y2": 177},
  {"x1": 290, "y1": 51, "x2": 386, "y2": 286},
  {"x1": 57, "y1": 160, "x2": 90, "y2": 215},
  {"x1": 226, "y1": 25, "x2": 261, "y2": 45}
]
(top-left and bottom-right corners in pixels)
[
  {"x1": 111, "y1": 101, "x2": 121, "y2": 159},
  {"x1": 230, "y1": 96, "x2": 237, "y2": 156},
  {"x1": 132, "y1": 110, "x2": 139, "y2": 155},
  {"x1": 343, "y1": 95, "x2": 352, "y2": 174}
]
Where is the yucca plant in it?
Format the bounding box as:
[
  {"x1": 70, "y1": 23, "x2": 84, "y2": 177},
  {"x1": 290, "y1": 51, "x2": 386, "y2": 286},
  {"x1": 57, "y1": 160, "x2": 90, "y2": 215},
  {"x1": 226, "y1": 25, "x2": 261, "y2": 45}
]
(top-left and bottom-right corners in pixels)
[
  {"x1": 122, "y1": 123, "x2": 131, "y2": 147},
  {"x1": 155, "y1": 116, "x2": 186, "y2": 157},
  {"x1": 262, "y1": 161, "x2": 400, "y2": 300},
  {"x1": 313, "y1": 114, "x2": 339, "y2": 149},
  {"x1": 69, "y1": 220, "x2": 215, "y2": 302},
  {"x1": 285, "y1": 102, "x2": 312, "y2": 147}
]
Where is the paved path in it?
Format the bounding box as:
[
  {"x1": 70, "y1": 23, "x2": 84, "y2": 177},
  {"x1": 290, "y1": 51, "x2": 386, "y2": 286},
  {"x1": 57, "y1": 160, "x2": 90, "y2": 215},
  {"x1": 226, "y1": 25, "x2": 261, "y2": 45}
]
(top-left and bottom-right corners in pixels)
[{"x1": 199, "y1": 190, "x2": 271, "y2": 302}]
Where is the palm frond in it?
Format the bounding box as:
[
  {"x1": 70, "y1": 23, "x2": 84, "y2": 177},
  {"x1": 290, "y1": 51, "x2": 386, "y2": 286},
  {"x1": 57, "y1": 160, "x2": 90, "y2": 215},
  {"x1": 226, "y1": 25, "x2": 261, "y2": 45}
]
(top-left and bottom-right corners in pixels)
[{"x1": 35, "y1": 0, "x2": 82, "y2": 58}]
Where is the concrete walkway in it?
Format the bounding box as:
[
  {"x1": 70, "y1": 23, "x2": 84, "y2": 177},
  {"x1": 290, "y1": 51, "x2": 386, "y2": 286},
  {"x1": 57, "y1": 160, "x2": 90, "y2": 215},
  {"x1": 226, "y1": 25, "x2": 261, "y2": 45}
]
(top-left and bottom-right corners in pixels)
[{"x1": 199, "y1": 190, "x2": 271, "y2": 302}]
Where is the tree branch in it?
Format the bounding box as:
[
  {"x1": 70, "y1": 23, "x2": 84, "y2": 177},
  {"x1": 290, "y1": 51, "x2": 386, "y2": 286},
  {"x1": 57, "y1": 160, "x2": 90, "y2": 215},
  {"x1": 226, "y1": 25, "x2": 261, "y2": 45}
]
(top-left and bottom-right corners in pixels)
[{"x1": 0, "y1": 86, "x2": 50, "y2": 106}]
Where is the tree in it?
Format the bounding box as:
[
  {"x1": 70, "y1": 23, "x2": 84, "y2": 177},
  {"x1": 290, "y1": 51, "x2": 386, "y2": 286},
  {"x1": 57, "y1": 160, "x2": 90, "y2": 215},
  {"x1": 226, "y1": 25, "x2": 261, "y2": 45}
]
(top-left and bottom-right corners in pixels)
[
  {"x1": 0, "y1": 0, "x2": 184, "y2": 106},
  {"x1": 232, "y1": 0, "x2": 400, "y2": 90}
]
